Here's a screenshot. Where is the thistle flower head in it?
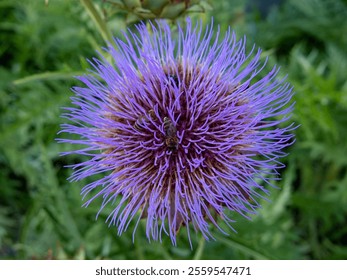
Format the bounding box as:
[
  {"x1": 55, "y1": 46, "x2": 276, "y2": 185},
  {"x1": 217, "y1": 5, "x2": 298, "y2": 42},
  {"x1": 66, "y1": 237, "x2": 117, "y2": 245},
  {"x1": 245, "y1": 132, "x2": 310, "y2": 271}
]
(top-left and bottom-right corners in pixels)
[{"x1": 60, "y1": 18, "x2": 295, "y2": 245}]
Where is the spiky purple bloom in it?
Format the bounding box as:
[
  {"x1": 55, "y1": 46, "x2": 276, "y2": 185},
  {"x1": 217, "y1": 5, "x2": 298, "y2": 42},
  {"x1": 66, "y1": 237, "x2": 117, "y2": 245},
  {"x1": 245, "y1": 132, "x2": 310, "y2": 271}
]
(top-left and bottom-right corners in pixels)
[{"x1": 60, "y1": 18, "x2": 295, "y2": 245}]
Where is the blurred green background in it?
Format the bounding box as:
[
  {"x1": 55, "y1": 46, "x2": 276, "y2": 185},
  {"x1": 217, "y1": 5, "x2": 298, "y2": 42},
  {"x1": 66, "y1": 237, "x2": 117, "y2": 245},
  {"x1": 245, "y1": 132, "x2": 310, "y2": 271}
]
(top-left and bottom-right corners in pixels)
[{"x1": 1, "y1": 0, "x2": 347, "y2": 260}]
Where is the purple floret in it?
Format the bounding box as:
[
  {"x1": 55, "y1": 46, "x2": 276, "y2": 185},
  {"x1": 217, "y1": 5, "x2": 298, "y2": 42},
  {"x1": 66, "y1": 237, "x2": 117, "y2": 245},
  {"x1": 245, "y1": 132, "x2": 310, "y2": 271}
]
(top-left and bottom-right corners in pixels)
[{"x1": 59, "y1": 18, "x2": 295, "y2": 245}]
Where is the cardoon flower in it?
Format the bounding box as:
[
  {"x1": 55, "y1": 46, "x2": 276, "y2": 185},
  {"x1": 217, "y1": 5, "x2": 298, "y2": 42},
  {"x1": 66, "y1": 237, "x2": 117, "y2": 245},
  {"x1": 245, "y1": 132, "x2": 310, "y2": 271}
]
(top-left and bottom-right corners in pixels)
[{"x1": 60, "y1": 18, "x2": 294, "y2": 245}]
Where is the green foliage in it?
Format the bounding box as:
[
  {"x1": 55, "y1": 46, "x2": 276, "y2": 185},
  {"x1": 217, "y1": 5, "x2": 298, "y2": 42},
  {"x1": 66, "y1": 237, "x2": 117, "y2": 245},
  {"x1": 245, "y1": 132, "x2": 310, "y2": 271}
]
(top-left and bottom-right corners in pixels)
[{"x1": 1, "y1": 0, "x2": 347, "y2": 259}]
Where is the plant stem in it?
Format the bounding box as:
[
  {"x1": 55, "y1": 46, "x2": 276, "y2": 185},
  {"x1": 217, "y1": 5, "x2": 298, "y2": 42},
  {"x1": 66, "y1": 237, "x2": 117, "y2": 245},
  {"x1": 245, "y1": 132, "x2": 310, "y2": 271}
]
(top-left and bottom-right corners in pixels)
[
  {"x1": 193, "y1": 236, "x2": 205, "y2": 260},
  {"x1": 80, "y1": 0, "x2": 113, "y2": 44}
]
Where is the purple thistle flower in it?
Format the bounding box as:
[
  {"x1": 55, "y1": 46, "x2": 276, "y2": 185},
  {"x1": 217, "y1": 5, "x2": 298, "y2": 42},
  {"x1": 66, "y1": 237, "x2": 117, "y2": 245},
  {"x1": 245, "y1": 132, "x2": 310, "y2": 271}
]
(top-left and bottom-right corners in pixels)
[{"x1": 59, "y1": 18, "x2": 295, "y2": 245}]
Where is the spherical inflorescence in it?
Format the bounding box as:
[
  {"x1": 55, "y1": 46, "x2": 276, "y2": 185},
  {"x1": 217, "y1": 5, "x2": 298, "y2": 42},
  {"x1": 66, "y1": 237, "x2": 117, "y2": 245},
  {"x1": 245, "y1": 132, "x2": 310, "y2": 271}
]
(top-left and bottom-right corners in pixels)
[{"x1": 59, "y1": 18, "x2": 295, "y2": 245}]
